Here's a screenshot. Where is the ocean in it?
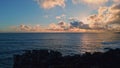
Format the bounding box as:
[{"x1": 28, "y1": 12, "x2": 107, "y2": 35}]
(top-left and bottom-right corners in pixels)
[{"x1": 0, "y1": 33, "x2": 120, "y2": 68}]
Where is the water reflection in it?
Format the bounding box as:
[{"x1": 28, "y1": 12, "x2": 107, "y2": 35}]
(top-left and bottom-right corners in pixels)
[
  {"x1": 1, "y1": 33, "x2": 120, "y2": 68},
  {"x1": 40, "y1": 33, "x2": 120, "y2": 54},
  {"x1": 79, "y1": 33, "x2": 120, "y2": 53},
  {"x1": 0, "y1": 33, "x2": 119, "y2": 55}
]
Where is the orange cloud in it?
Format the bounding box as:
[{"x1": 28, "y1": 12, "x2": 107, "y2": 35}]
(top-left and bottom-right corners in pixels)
[
  {"x1": 35, "y1": 0, "x2": 65, "y2": 9},
  {"x1": 113, "y1": 0, "x2": 120, "y2": 3},
  {"x1": 72, "y1": 0, "x2": 108, "y2": 8},
  {"x1": 83, "y1": 0, "x2": 108, "y2": 5},
  {"x1": 17, "y1": 24, "x2": 42, "y2": 32},
  {"x1": 87, "y1": 3, "x2": 120, "y2": 31}
]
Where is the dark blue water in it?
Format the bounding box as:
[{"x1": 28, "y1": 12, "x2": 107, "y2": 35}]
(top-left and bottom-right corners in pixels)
[{"x1": 0, "y1": 33, "x2": 120, "y2": 68}]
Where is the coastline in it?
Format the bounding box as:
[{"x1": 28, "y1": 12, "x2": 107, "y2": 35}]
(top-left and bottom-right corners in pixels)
[{"x1": 14, "y1": 48, "x2": 120, "y2": 68}]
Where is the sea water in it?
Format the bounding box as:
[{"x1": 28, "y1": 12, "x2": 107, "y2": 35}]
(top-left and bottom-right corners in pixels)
[{"x1": 0, "y1": 33, "x2": 120, "y2": 68}]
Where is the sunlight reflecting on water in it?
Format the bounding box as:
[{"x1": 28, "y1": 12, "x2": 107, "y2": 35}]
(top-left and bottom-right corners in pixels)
[{"x1": 0, "y1": 33, "x2": 120, "y2": 68}]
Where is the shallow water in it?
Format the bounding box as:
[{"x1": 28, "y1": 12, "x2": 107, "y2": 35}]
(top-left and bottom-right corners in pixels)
[{"x1": 0, "y1": 33, "x2": 120, "y2": 68}]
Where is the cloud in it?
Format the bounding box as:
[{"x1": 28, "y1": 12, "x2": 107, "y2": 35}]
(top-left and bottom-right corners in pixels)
[
  {"x1": 13, "y1": 2, "x2": 120, "y2": 32},
  {"x1": 70, "y1": 21, "x2": 89, "y2": 29},
  {"x1": 15, "y1": 20, "x2": 90, "y2": 32},
  {"x1": 83, "y1": 0, "x2": 108, "y2": 5},
  {"x1": 48, "y1": 20, "x2": 90, "y2": 31},
  {"x1": 56, "y1": 14, "x2": 66, "y2": 20},
  {"x1": 113, "y1": 0, "x2": 120, "y2": 3},
  {"x1": 86, "y1": 3, "x2": 120, "y2": 31},
  {"x1": 35, "y1": 0, "x2": 65, "y2": 9},
  {"x1": 69, "y1": 17, "x2": 79, "y2": 21},
  {"x1": 72, "y1": 0, "x2": 108, "y2": 8},
  {"x1": 17, "y1": 24, "x2": 42, "y2": 32},
  {"x1": 58, "y1": 21, "x2": 67, "y2": 28},
  {"x1": 72, "y1": 0, "x2": 78, "y2": 4},
  {"x1": 48, "y1": 21, "x2": 68, "y2": 30},
  {"x1": 48, "y1": 23, "x2": 60, "y2": 30},
  {"x1": 19, "y1": 24, "x2": 31, "y2": 31},
  {"x1": 86, "y1": 7, "x2": 108, "y2": 29},
  {"x1": 106, "y1": 4, "x2": 120, "y2": 25}
]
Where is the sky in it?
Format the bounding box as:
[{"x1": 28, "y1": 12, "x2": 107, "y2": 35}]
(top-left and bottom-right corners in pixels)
[{"x1": 0, "y1": 0, "x2": 120, "y2": 32}]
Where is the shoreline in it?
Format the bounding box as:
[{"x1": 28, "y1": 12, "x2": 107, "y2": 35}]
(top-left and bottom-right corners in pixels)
[{"x1": 14, "y1": 48, "x2": 120, "y2": 68}]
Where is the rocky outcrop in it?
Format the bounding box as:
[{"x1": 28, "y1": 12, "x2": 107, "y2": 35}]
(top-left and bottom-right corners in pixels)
[{"x1": 13, "y1": 49, "x2": 120, "y2": 68}]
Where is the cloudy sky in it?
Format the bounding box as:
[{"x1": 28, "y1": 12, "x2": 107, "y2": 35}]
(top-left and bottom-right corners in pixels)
[{"x1": 0, "y1": 0, "x2": 120, "y2": 32}]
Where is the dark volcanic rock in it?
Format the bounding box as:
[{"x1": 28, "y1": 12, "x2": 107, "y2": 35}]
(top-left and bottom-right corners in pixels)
[{"x1": 13, "y1": 49, "x2": 120, "y2": 68}]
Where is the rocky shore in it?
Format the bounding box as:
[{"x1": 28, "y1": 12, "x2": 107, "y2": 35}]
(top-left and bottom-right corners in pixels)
[{"x1": 14, "y1": 48, "x2": 120, "y2": 68}]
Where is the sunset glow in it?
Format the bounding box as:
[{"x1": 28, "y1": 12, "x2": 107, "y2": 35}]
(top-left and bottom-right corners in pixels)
[
  {"x1": 1, "y1": 1, "x2": 120, "y2": 67},
  {"x1": 0, "y1": 0, "x2": 120, "y2": 32}
]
